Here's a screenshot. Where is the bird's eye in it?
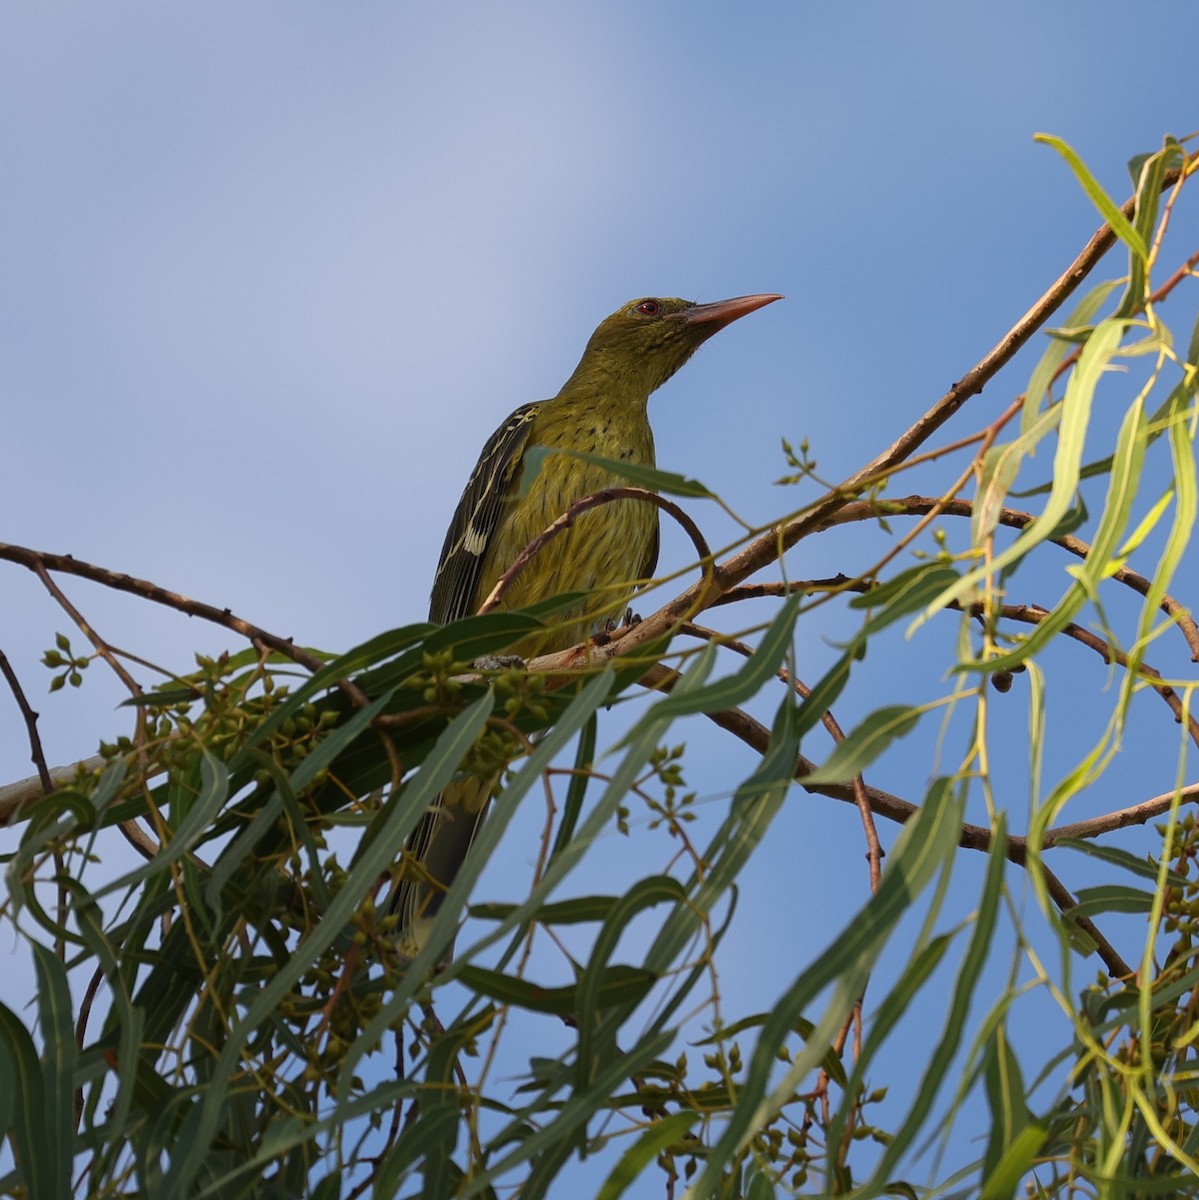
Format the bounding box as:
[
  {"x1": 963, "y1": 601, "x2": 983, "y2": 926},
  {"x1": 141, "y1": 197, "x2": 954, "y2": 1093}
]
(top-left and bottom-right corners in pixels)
[{"x1": 636, "y1": 300, "x2": 661, "y2": 316}]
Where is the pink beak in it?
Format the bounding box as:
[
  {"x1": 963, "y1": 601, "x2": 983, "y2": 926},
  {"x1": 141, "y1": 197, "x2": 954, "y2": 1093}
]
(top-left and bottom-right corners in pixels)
[{"x1": 680, "y1": 293, "x2": 783, "y2": 328}]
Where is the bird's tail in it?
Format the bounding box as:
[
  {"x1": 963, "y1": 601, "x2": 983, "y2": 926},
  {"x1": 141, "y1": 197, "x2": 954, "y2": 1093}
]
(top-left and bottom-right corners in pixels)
[{"x1": 392, "y1": 773, "x2": 494, "y2": 959}]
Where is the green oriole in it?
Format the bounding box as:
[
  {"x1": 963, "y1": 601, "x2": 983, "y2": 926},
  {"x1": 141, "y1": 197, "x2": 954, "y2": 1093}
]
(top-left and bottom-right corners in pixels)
[{"x1": 396, "y1": 293, "x2": 782, "y2": 956}]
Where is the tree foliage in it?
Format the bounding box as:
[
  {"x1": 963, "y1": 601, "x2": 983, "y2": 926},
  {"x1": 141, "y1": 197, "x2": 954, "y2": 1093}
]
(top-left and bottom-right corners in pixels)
[{"x1": 2, "y1": 136, "x2": 1198, "y2": 1199}]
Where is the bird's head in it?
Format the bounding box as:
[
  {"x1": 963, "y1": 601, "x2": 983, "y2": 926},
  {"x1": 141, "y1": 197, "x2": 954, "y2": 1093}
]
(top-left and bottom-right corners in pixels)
[{"x1": 561, "y1": 293, "x2": 782, "y2": 400}]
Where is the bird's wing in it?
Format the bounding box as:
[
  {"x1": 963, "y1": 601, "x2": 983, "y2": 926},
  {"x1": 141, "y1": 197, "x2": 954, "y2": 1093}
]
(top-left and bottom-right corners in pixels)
[
  {"x1": 428, "y1": 401, "x2": 540, "y2": 624},
  {"x1": 639, "y1": 520, "x2": 660, "y2": 582}
]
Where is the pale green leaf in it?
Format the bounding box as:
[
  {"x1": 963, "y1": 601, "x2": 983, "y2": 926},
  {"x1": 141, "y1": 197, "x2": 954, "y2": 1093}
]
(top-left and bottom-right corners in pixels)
[
  {"x1": 520, "y1": 445, "x2": 716, "y2": 499},
  {"x1": 802, "y1": 705, "x2": 923, "y2": 785},
  {"x1": 595, "y1": 1111, "x2": 701, "y2": 1200},
  {"x1": 1034, "y1": 133, "x2": 1147, "y2": 261}
]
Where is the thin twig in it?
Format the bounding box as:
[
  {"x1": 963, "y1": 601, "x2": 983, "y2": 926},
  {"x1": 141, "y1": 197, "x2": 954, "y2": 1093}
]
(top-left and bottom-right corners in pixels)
[
  {"x1": 0, "y1": 648, "x2": 54, "y2": 794},
  {"x1": 33, "y1": 563, "x2": 161, "y2": 861},
  {"x1": 0, "y1": 542, "x2": 376, "y2": 712}
]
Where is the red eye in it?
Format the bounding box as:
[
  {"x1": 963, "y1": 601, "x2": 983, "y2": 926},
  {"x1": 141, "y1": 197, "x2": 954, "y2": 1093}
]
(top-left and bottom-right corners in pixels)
[{"x1": 637, "y1": 300, "x2": 661, "y2": 315}]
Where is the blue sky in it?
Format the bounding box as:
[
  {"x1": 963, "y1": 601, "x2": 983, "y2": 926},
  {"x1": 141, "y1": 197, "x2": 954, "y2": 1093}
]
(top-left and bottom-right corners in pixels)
[{"x1": 2, "y1": 3, "x2": 1198, "y2": 1191}]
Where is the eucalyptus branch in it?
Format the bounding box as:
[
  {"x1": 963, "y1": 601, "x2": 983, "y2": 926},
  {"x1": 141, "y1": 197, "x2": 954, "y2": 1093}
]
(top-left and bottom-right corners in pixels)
[
  {"x1": 0, "y1": 542, "x2": 321, "y2": 668},
  {"x1": 0, "y1": 541, "x2": 384, "y2": 728},
  {"x1": 1040, "y1": 782, "x2": 1199, "y2": 845}
]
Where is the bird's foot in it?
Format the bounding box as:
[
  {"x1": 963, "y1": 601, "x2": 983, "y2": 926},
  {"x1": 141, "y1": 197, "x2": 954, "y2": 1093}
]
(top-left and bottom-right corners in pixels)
[{"x1": 589, "y1": 609, "x2": 641, "y2": 646}]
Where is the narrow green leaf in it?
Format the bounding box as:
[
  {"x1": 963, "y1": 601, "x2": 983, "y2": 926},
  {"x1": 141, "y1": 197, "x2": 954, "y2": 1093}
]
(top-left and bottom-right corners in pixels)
[
  {"x1": 855, "y1": 813, "x2": 1007, "y2": 1193},
  {"x1": 1072, "y1": 1170, "x2": 1198, "y2": 1197},
  {"x1": 576, "y1": 877, "x2": 685, "y2": 1089},
  {"x1": 982, "y1": 392, "x2": 1065, "y2": 552},
  {"x1": 826, "y1": 931, "x2": 957, "y2": 1158},
  {"x1": 1069, "y1": 884, "x2": 1156, "y2": 918},
  {"x1": 972, "y1": 389, "x2": 1147, "y2": 674},
  {"x1": 802, "y1": 705, "x2": 923, "y2": 785},
  {"x1": 692, "y1": 779, "x2": 968, "y2": 1197},
  {"x1": 645, "y1": 594, "x2": 799, "y2": 720},
  {"x1": 418, "y1": 1014, "x2": 487, "y2": 1200},
  {"x1": 973, "y1": 441, "x2": 1030, "y2": 547},
  {"x1": 93, "y1": 749, "x2": 231, "y2": 899},
  {"x1": 1127, "y1": 139, "x2": 1186, "y2": 186},
  {"x1": 421, "y1": 610, "x2": 547, "y2": 663},
  {"x1": 1054, "y1": 837, "x2": 1185, "y2": 887},
  {"x1": 31, "y1": 942, "x2": 75, "y2": 1200},
  {"x1": 981, "y1": 1021, "x2": 1033, "y2": 1184},
  {"x1": 0, "y1": 999, "x2": 53, "y2": 1198},
  {"x1": 979, "y1": 1123, "x2": 1049, "y2": 1200},
  {"x1": 1021, "y1": 279, "x2": 1122, "y2": 431},
  {"x1": 1034, "y1": 133, "x2": 1147, "y2": 260},
  {"x1": 471, "y1": 892, "x2": 619, "y2": 926},
  {"x1": 849, "y1": 563, "x2": 961, "y2": 622},
  {"x1": 745, "y1": 1171, "x2": 778, "y2": 1200},
  {"x1": 519, "y1": 445, "x2": 716, "y2": 499},
  {"x1": 1141, "y1": 383, "x2": 1199, "y2": 646},
  {"x1": 69, "y1": 876, "x2": 165, "y2": 1148},
  {"x1": 123, "y1": 685, "x2": 204, "y2": 707},
  {"x1": 1114, "y1": 146, "x2": 1168, "y2": 317},
  {"x1": 454, "y1": 963, "x2": 657, "y2": 1017},
  {"x1": 550, "y1": 710, "x2": 597, "y2": 860},
  {"x1": 596, "y1": 1112, "x2": 701, "y2": 1200},
  {"x1": 792, "y1": 650, "x2": 854, "y2": 742},
  {"x1": 0, "y1": 1037, "x2": 12, "y2": 1149},
  {"x1": 921, "y1": 317, "x2": 1127, "y2": 632},
  {"x1": 202, "y1": 789, "x2": 285, "y2": 912}
]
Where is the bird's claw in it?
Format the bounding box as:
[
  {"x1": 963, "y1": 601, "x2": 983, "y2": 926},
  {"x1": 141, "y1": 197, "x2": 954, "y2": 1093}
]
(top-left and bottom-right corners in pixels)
[{"x1": 589, "y1": 608, "x2": 641, "y2": 646}]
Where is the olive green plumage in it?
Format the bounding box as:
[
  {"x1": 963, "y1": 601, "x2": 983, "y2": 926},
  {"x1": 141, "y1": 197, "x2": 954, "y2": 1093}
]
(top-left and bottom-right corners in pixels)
[{"x1": 396, "y1": 293, "x2": 782, "y2": 957}]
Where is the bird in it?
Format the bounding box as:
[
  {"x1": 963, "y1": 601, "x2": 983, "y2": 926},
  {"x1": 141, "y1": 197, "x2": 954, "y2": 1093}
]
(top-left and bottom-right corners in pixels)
[{"x1": 394, "y1": 292, "x2": 782, "y2": 957}]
